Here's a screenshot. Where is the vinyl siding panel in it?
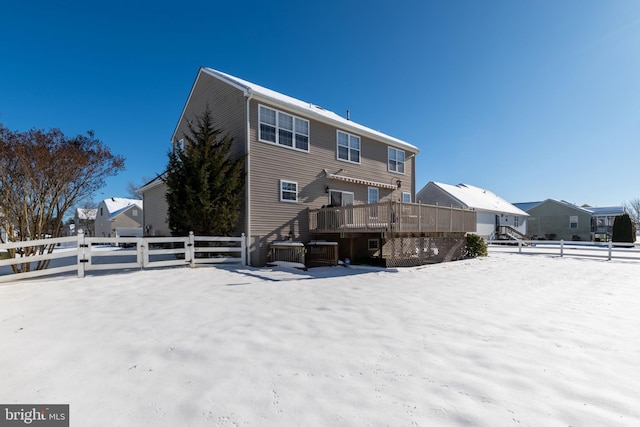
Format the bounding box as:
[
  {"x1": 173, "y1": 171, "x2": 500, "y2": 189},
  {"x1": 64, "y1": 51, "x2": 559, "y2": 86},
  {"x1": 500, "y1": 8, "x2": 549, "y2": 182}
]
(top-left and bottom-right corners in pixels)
[
  {"x1": 113, "y1": 207, "x2": 142, "y2": 229},
  {"x1": 526, "y1": 201, "x2": 591, "y2": 241},
  {"x1": 248, "y1": 99, "x2": 416, "y2": 265},
  {"x1": 143, "y1": 182, "x2": 170, "y2": 236}
]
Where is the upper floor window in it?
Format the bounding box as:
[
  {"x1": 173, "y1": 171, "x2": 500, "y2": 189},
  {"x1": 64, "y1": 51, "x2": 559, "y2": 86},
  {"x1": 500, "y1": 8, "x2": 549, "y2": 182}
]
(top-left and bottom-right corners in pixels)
[
  {"x1": 259, "y1": 105, "x2": 309, "y2": 151},
  {"x1": 402, "y1": 192, "x2": 411, "y2": 203},
  {"x1": 388, "y1": 147, "x2": 405, "y2": 174},
  {"x1": 280, "y1": 180, "x2": 298, "y2": 203},
  {"x1": 337, "y1": 130, "x2": 360, "y2": 163}
]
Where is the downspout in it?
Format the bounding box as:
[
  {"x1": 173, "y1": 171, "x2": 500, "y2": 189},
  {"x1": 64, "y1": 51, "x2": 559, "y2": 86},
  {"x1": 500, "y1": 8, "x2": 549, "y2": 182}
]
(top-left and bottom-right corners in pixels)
[{"x1": 245, "y1": 88, "x2": 254, "y2": 266}]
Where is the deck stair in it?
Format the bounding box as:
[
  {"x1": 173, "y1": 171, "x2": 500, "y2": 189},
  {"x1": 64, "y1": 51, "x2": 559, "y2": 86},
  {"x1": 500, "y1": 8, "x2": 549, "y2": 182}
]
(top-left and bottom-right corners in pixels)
[{"x1": 496, "y1": 226, "x2": 527, "y2": 241}]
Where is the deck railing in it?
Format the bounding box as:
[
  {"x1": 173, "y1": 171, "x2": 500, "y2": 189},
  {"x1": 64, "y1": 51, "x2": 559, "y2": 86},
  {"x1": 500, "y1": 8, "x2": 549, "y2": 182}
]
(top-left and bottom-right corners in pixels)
[{"x1": 309, "y1": 202, "x2": 476, "y2": 234}]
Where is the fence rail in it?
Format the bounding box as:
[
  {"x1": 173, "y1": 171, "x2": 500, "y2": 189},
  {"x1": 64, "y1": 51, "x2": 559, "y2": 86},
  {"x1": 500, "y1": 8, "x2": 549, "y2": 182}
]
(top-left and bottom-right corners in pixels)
[
  {"x1": 488, "y1": 240, "x2": 640, "y2": 261},
  {"x1": 0, "y1": 231, "x2": 246, "y2": 283}
]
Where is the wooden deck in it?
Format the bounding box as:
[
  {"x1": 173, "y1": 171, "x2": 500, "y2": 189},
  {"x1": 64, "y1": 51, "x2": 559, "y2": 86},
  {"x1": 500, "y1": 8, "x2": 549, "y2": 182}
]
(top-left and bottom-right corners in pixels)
[{"x1": 309, "y1": 202, "x2": 477, "y2": 235}]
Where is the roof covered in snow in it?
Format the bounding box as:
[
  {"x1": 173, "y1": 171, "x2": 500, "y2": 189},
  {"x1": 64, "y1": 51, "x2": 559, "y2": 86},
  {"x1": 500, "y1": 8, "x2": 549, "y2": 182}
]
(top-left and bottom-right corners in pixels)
[
  {"x1": 191, "y1": 68, "x2": 418, "y2": 153},
  {"x1": 428, "y1": 182, "x2": 529, "y2": 216},
  {"x1": 101, "y1": 198, "x2": 143, "y2": 219},
  {"x1": 585, "y1": 206, "x2": 626, "y2": 216}
]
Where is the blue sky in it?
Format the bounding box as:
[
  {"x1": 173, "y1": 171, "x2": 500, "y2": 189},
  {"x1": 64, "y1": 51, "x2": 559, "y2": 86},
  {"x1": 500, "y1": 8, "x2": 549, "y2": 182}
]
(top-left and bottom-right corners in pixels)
[{"x1": 2, "y1": 0, "x2": 639, "y2": 207}]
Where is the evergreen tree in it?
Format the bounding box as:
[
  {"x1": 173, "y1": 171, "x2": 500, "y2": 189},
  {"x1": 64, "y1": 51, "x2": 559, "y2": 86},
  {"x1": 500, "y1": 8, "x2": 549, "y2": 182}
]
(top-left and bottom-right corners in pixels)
[
  {"x1": 612, "y1": 213, "x2": 634, "y2": 243},
  {"x1": 164, "y1": 107, "x2": 245, "y2": 236}
]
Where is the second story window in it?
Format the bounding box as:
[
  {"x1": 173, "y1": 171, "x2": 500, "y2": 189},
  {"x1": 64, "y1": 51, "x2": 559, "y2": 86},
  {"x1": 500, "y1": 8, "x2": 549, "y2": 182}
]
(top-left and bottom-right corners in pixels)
[
  {"x1": 337, "y1": 130, "x2": 360, "y2": 163},
  {"x1": 388, "y1": 147, "x2": 405, "y2": 174},
  {"x1": 259, "y1": 105, "x2": 309, "y2": 152}
]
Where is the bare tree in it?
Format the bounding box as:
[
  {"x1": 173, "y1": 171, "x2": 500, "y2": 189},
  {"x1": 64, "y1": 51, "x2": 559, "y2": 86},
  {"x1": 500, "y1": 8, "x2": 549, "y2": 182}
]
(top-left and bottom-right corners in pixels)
[
  {"x1": 0, "y1": 125, "x2": 125, "y2": 272},
  {"x1": 623, "y1": 198, "x2": 640, "y2": 228},
  {"x1": 126, "y1": 177, "x2": 153, "y2": 200}
]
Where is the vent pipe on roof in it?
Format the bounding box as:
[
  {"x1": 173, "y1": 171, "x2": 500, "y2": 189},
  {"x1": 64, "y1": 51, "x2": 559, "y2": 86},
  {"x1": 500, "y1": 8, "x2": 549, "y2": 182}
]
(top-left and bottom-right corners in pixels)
[{"x1": 346, "y1": 110, "x2": 350, "y2": 120}]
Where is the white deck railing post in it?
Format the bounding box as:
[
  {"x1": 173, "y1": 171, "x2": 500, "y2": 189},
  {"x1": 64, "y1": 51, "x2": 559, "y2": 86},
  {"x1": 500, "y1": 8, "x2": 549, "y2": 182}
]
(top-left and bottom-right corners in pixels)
[
  {"x1": 560, "y1": 240, "x2": 564, "y2": 257},
  {"x1": 608, "y1": 241, "x2": 612, "y2": 261}
]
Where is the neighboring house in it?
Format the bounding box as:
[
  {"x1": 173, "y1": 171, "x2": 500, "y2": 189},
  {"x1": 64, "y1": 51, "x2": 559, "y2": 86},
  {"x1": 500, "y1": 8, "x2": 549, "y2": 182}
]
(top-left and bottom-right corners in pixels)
[
  {"x1": 585, "y1": 206, "x2": 627, "y2": 241},
  {"x1": 514, "y1": 199, "x2": 592, "y2": 241},
  {"x1": 515, "y1": 201, "x2": 628, "y2": 242},
  {"x1": 137, "y1": 175, "x2": 166, "y2": 237},
  {"x1": 74, "y1": 208, "x2": 98, "y2": 236},
  {"x1": 416, "y1": 182, "x2": 528, "y2": 240},
  {"x1": 139, "y1": 67, "x2": 476, "y2": 266},
  {"x1": 94, "y1": 198, "x2": 143, "y2": 238}
]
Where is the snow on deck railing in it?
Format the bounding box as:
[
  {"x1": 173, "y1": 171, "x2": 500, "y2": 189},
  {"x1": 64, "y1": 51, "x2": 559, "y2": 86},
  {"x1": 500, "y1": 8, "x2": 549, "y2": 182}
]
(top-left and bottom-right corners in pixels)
[
  {"x1": 0, "y1": 231, "x2": 247, "y2": 283},
  {"x1": 487, "y1": 240, "x2": 640, "y2": 261}
]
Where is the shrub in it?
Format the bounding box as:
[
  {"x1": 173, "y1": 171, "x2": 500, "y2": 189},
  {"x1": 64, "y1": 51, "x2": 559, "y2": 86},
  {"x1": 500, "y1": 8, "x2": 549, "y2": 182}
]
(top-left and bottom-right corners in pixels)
[
  {"x1": 465, "y1": 234, "x2": 488, "y2": 258},
  {"x1": 612, "y1": 213, "x2": 635, "y2": 243}
]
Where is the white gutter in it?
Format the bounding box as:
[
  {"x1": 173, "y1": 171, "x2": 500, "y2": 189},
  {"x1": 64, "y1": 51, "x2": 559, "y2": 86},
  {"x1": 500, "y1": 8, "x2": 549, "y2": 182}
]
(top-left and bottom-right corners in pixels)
[{"x1": 245, "y1": 88, "x2": 254, "y2": 266}]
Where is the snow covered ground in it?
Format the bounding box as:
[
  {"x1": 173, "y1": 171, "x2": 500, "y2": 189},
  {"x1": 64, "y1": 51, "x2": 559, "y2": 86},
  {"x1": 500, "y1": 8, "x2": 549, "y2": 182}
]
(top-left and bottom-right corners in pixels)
[{"x1": 1, "y1": 252, "x2": 638, "y2": 426}]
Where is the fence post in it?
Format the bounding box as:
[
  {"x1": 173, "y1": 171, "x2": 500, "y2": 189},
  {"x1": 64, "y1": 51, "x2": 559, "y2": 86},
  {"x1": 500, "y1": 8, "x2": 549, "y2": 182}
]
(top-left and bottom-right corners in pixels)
[
  {"x1": 77, "y1": 230, "x2": 85, "y2": 278},
  {"x1": 188, "y1": 231, "x2": 195, "y2": 268},
  {"x1": 608, "y1": 240, "x2": 612, "y2": 261},
  {"x1": 137, "y1": 238, "x2": 144, "y2": 269},
  {"x1": 241, "y1": 233, "x2": 247, "y2": 265},
  {"x1": 518, "y1": 239, "x2": 522, "y2": 254},
  {"x1": 560, "y1": 240, "x2": 564, "y2": 257}
]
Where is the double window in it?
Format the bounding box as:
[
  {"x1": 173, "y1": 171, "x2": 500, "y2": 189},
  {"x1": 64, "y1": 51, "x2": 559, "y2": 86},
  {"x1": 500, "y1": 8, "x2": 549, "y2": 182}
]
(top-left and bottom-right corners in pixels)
[
  {"x1": 280, "y1": 180, "x2": 298, "y2": 203},
  {"x1": 388, "y1": 147, "x2": 405, "y2": 173},
  {"x1": 259, "y1": 105, "x2": 309, "y2": 151},
  {"x1": 337, "y1": 130, "x2": 361, "y2": 163}
]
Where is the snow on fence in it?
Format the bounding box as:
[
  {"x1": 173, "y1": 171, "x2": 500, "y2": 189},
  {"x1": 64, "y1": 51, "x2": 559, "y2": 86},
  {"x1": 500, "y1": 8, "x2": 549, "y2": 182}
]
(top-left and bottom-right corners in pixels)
[
  {"x1": 488, "y1": 240, "x2": 640, "y2": 261},
  {"x1": 0, "y1": 231, "x2": 246, "y2": 283}
]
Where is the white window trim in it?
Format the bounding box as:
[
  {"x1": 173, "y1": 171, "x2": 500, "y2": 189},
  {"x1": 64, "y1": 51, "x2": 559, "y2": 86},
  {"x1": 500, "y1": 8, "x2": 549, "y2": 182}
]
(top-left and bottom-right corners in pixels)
[
  {"x1": 279, "y1": 179, "x2": 298, "y2": 203},
  {"x1": 569, "y1": 215, "x2": 578, "y2": 229},
  {"x1": 388, "y1": 146, "x2": 406, "y2": 174},
  {"x1": 336, "y1": 130, "x2": 361, "y2": 164},
  {"x1": 259, "y1": 105, "x2": 310, "y2": 152},
  {"x1": 402, "y1": 192, "x2": 411, "y2": 203}
]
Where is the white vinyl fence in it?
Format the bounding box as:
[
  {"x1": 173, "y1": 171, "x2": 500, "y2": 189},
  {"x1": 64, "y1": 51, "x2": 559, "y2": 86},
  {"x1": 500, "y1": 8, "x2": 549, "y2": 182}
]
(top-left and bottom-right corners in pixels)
[
  {"x1": 0, "y1": 231, "x2": 246, "y2": 283},
  {"x1": 488, "y1": 240, "x2": 640, "y2": 261}
]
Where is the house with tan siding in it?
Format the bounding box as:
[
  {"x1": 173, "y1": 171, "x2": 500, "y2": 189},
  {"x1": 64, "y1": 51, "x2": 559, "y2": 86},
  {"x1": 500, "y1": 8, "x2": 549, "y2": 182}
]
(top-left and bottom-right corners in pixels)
[
  {"x1": 140, "y1": 68, "x2": 475, "y2": 266},
  {"x1": 94, "y1": 198, "x2": 143, "y2": 238}
]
